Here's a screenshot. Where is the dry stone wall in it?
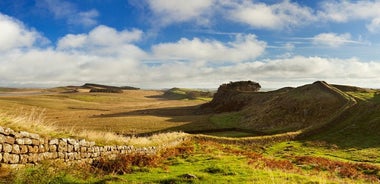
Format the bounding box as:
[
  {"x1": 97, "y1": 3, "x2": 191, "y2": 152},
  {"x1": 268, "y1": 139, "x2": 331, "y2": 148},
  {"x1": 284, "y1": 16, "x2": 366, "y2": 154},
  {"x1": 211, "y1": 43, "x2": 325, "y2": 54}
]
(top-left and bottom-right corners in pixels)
[{"x1": 0, "y1": 126, "x2": 156, "y2": 165}]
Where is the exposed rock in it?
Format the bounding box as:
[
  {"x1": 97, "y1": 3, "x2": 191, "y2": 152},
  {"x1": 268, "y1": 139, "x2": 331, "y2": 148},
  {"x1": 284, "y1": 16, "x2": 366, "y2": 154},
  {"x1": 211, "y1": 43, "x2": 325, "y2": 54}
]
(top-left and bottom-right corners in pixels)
[
  {"x1": 202, "y1": 81, "x2": 261, "y2": 112},
  {"x1": 3, "y1": 153, "x2": 19, "y2": 164},
  {"x1": 3, "y1": 144, "x2": 12, "y2": 153},
  {"x1": 180, "y1": 173, "x2": 198, "y2": 180}
]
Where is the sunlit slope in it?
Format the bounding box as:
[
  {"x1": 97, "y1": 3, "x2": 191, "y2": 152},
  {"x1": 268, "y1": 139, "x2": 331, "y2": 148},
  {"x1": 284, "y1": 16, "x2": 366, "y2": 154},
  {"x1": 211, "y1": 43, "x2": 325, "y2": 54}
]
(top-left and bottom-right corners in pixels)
[{"x1": 306, "y1": 86, "x2": 380, "y2": 147}]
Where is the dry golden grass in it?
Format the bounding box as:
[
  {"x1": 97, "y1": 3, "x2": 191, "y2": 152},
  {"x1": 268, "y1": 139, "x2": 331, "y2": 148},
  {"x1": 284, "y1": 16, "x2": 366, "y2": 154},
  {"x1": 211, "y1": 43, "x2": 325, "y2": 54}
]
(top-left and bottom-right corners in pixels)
[
  {"x1": 0, "y1": 107, "x2": 188, "y2": 147},
  {"x1": 0, "y1": 90, "x2": 209, "y2": 135}
]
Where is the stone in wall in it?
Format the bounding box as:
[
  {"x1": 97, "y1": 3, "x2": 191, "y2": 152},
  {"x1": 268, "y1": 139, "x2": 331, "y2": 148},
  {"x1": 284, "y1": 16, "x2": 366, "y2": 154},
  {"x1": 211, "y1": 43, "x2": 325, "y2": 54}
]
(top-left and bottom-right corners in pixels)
[{"x1": 0, "y1": 126, "x2": 181, "y2": 165}]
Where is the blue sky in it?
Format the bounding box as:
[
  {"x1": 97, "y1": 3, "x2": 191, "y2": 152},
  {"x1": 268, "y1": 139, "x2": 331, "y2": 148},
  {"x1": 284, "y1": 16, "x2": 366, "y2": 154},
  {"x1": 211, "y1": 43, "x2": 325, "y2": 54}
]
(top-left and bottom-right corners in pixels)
[{"x1": 1, "y1": 0, "x2": 380, "y2": 88}]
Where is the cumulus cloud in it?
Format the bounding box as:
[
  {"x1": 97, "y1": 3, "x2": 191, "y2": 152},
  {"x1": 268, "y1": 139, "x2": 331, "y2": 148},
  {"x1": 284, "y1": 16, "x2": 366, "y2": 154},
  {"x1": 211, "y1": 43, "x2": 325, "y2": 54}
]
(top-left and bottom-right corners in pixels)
[
  {"x1": 146, "y1": 0, "x2": 215, "y2": 25},
  {"x1": 57, "y1": 25, "x2": 143, "y2": 48},
  {"x1": 151, "y1": 34, "x2": 266, "y2": 63},
  {"x1": 0, "y1": 13, "x2": 48, "y2": 52},
  {"x1": 1, "y1": 12, "x2": 380, "y2": 89},
  {"x1": 318, "y1": 0, "x2": 380, "y2": 33},
  {"x1": 37, "y1": 0, "x2": 99, "y2": 26},
  {"x1": 221, "y1": 0, "x2": 315, "y2": 30},
  {"x1": 312, "y1": 33, "x2": 354, "y2": 47},
  {"x1": 57, "y1": 25, "x2": 145, "y2": 58}
]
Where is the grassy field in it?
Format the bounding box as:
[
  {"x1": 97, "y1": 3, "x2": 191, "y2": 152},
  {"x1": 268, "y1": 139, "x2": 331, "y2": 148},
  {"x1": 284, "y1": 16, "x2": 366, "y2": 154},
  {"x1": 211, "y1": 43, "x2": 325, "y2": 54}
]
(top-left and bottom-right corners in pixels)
[
  {"x1": 3, "y1": 139, "x2": 379, "y2": 183},
  {"x1": 1, "y1": 84, "x2": 380, "y2": 183},
  {"x1": 0, "y1": 89, "x2": 213, "y2": 135}
]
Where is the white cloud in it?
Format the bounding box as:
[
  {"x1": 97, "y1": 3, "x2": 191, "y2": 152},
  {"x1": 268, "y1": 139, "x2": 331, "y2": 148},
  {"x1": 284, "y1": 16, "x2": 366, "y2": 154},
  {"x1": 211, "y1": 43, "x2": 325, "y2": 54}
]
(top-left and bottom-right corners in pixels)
[
  {"x1": 223, "y1": 0, "x2": 315, "y2": 30},
  {"x1": 38, "y1": 0, "x2": 99, "y2": 26},
  {"x1": 2, "y1": 12, "x2": 380, "y2": 89},
  {"x1": 312, "y1": 33, "x2": 354, "y2": 47},
  {"x1": 367, "y1": 18, "x2": 380, "y2": 33},
  {"x1": 151, "y1": 34, "x2": 266, "y2": 63},
  {"x1": 0, "y1": 13, "x2": 48, "y2": 52},
  {"x1": 57, "y1": 25, "x2": 145, "y2": 58},
  {"x1": 319, "y1": 1, "x2": 380, "y2": 32},
  {"x1": 146, "y1": 0, "x2": 215, "y2": 25}
]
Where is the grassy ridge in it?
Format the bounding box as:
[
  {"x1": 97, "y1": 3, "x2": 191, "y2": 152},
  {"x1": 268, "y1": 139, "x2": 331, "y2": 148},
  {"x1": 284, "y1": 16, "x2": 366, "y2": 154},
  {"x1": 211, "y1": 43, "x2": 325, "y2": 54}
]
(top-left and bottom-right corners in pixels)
[{"x1": 1, "y1": 82, "x2": 380, "y2": 183}]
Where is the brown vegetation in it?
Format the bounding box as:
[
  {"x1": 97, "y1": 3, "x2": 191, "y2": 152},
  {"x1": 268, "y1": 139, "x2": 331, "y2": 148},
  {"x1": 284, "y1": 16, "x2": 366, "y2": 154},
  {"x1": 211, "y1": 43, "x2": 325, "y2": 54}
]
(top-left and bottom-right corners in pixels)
[{"x1": 92, "y1": 142, "x2": 194, "y2": 174}]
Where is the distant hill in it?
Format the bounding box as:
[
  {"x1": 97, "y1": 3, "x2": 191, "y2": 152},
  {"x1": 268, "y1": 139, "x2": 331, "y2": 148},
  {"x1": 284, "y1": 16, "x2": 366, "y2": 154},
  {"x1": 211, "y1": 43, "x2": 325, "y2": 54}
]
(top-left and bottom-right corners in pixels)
[
  {"x1": 202, "y1": 80, "x2": 380, "y2": 146},
  {"x1": 162, "y1": 88, "x2": 213, "y2": 100},
  {"x1": 45, "y1": 83, "x2": 140, "y2": 93},
  {"x1": 82, "y1": 83, "x2": 140, "y2": 90}
]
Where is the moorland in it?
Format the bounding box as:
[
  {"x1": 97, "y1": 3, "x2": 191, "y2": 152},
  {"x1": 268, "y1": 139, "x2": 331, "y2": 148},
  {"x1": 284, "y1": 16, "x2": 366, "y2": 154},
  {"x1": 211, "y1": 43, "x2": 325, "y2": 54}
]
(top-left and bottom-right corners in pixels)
[{"x1": 0, "y1": 81, "x2": 379, "y2": 183}]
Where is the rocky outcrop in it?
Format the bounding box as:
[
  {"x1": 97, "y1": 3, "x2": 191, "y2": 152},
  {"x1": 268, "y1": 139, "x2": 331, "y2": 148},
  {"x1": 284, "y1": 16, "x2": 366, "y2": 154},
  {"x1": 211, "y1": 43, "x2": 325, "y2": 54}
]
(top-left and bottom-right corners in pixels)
[
  {"x1": 0, "y1": 126, "x2": 168, "y2": 165},
  {"x1": 202, "y1": 81, "x2": 261, "y2": 112}
]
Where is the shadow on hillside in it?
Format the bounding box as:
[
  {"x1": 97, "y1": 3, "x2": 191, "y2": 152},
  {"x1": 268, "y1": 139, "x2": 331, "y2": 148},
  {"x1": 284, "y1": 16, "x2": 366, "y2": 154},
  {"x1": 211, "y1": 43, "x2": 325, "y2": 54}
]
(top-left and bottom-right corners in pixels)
[
  {"x1": 92, "y1": 105, "x2": 219, "y2": 135},
  {"x1": 145, "y1": 93, "x2": 184, "y2": 100},
  {"x1": 299, "y1": 103, "x2": 380, "y2": 149}
]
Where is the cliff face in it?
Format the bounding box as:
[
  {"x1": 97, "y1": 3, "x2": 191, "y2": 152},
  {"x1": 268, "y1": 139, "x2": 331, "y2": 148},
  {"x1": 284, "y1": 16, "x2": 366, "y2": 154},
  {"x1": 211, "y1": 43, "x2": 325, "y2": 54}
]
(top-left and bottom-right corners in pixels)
[{"x1": 202, "y1": 81, "x2": 261, "y2": 112}]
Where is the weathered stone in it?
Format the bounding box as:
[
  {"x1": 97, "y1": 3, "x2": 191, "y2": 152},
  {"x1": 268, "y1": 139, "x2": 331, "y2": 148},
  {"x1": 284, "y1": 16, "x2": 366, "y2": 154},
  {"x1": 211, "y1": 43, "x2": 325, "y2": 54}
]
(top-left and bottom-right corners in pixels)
[
  {"x1": 0, "y1": 143, "x2": 2, "y2": 152},
  {"x1": 17, "y1": 138, "x2": 33, "y2": 145},
  {"x1": 80, "y1": 146, "x2": 87, "y2": 153},
  {"x1": 79, "y1": 139, "x2": 88, "y2": 147},
  {"x1": 19, "y1": 145, "x2": 28, "y2": 154},
  {"x1": 67, "y1": 145, "x2": 74, "y2": 152},
  {"x1": 73, "y1": 144, "x2": 80, "y2": 152},
  {"x1": 58, "y1": 139, "x2": 67, "y2": 152},
  {"x1": 28, "y1": 153, "x2": 38, "y2": 163},
  {"x1": 38, "y1": 144, "x2": 45, "y2": 152},
  {"x1": 29, "y1": 133, "x2": 40, "y2": 139},
  {"x1": 67, "y1": 138, "x2": 77, "y2": 145},
  {"x1": 31, "y1": 139, "x2": 39, "y2": 145},
  {"x1": 39, "y1": 153, "x2": 52, "y2": 161},
  {"x1": 88, "y1": 147, "x2": 94, "y2": 153},
  {"x1": 58, "y1": 144, "x2": 67, "y2": 152},
  {"x1": 12, "y1": 144, "x2": 20, "y2": 154},
  {"x1": 3, "y1": 144, "x2": 12, "y2": 153},
  {"x1": 0, "y1": 134, "x2": 5, "y2": 143},
  {"x1": 94, "y1": 146, "x2": 100, "y2": 153},
  {"x1": 51, "y1": 152, "x2": 58, "y2": 159},
  {"x1": 49, "y1": 139, "x2": 59, "y2": 145},
  {"x1": 58, "y1": 152, "x2": 65, "y2": 159},
  {"x1": 49, "y1": 145, "x2": 57, "y2": 152},
  {"x1": 19, "y1": 131, "x2": 30, "y2": 138},
  {"x1": 3, "y1": 153, "x2": 19, "y2": 164},
  {"x1": 67, "y1": 153, "x2": 75, "y2": 161},
  {"x1": 4, "y1": 136, "x2": 15, "y2": 144},
  {"x1": 4, "y1": 128, "x2": 15, "y2": 136},
  {"x1": 27, "y1": 145, "x2": 39, "y2": 153},
  {"x1": 0, "y1": 126, "x2": 4, "y2": 134},
  {"x1": 0, "y1": 153, "x2": 2, "y2": 162},
  {"x1": 75, "y1": 152, "x2": 81, "y2": 160},
  {"x1": 20, "y1": 155, "x2": 29, "y2": 164}
]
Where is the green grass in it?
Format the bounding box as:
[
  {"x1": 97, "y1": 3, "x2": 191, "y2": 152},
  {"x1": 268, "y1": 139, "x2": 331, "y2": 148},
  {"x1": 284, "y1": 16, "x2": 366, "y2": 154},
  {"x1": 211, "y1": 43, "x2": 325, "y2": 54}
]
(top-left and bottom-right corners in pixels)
[
  {"x1": 164, "y1": 88, "x2": 213, "y2": 101},
  {"x1": 265, "y1": 141, "x2": 380, "y2": 164},
  {"x1": 210, "y1": 112, "x2": 241, "y2": 129},
  {"x1": 204, "y1": 131, "x2": 255, "y2": 137},
  {"x1": 4, "y1": 140, "x2": 374, "y2": 184},
  {"x1": 347, "y1": 91, "x2": 380, "y2": 102}
]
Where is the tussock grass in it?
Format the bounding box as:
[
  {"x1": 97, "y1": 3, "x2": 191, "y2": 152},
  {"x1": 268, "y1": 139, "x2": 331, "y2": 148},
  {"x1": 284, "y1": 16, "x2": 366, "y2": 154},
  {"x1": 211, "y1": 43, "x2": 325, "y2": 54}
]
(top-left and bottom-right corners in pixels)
[
  {"x1": 0, "y1": 108, "x2": 58, "y2": 137},
  {"x1": 0, "y1": 108, "x2": 188, "y2": 147}
]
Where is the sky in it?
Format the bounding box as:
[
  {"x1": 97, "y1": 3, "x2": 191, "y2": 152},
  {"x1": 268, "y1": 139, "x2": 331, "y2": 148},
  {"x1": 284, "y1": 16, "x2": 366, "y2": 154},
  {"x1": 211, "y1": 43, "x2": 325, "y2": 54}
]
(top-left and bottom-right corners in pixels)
[{"x1": 1, "y1": 0, "x2": 380, "y2": 89}]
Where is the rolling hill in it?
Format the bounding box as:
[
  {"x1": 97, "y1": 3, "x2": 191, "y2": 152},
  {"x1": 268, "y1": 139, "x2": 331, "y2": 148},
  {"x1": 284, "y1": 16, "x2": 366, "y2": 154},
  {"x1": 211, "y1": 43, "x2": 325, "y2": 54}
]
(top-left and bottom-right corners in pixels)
[{"x1": 203, "y1": 81, "x2": 380, "y2": 147}]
